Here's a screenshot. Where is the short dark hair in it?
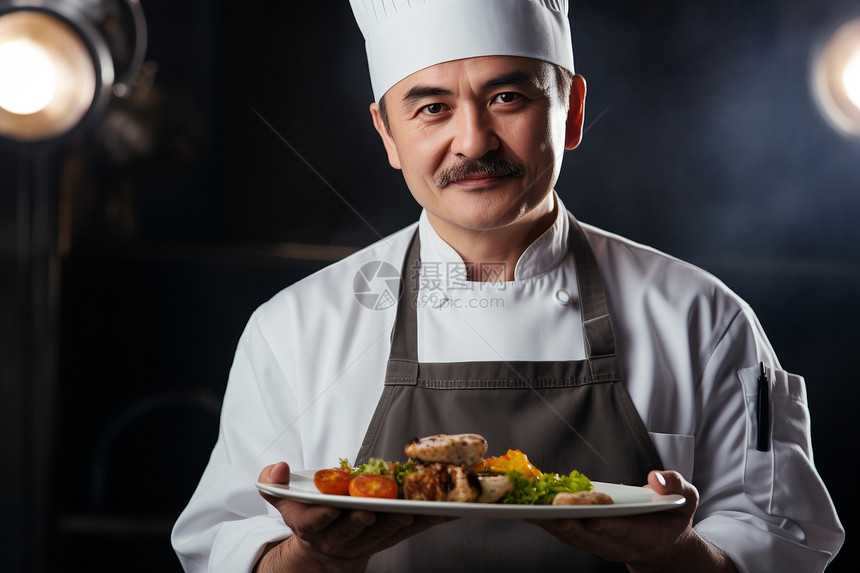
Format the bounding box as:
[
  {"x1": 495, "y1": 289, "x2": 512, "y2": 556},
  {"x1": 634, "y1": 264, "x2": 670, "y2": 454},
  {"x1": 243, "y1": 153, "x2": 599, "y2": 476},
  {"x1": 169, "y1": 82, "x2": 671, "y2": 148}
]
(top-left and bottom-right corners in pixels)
[{"x1": 377, "y1": 62, "x2": 574, "y2": 134}]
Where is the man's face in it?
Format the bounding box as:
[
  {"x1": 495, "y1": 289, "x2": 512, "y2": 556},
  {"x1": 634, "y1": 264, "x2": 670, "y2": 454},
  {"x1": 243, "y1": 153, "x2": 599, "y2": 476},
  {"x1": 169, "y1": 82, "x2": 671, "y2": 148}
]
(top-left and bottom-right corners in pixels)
[{"x1": 371, "y1": 56, "x2": 584, "y2": 236}]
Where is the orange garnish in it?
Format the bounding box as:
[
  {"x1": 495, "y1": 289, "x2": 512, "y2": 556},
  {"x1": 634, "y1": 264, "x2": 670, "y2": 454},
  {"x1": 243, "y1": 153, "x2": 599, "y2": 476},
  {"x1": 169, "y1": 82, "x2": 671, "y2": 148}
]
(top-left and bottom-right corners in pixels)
[{"x1": 480, "y1": 449, "x2": 542, "y2": 480}]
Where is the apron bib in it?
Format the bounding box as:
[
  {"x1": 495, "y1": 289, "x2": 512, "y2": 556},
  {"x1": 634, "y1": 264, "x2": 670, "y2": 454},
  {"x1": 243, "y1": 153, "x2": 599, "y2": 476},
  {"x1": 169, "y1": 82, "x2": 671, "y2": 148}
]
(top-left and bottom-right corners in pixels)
[{"x1": 356, "y1": 213, "x2": 663, "y2": 572}]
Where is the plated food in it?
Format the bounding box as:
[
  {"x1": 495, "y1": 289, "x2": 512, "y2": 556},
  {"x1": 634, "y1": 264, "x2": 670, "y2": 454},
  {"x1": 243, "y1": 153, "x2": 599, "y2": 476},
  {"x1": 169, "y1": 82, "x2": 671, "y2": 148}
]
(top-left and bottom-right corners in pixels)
[{"x1": 312, "y1": 433, "x2": 613, "y2": 506}]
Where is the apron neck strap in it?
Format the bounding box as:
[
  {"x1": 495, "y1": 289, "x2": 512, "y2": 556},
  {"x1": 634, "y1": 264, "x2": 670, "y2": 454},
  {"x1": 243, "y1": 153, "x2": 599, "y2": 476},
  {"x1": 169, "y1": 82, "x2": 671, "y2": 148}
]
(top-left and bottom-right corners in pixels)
[
  {"x1": 389, "y1": 229, "x2": 421, "y2": 365},
  {"x1": 568, "y1": 213, "x2": 616, "y2": 359}
]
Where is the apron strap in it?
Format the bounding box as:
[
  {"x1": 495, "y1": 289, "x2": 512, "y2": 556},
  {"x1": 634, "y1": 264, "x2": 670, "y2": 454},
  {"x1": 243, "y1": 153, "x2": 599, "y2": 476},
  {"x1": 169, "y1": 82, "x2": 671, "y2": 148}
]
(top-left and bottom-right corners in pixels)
[
  {"x1": 568, "y1": 213, "x2": 616, "y2": 359},
  {"x1": 567, "y1": 213, "x2": 620, "y2": 383},
  {"x1": 384, "y1": 230, "x2": 420, "y2": 384}
]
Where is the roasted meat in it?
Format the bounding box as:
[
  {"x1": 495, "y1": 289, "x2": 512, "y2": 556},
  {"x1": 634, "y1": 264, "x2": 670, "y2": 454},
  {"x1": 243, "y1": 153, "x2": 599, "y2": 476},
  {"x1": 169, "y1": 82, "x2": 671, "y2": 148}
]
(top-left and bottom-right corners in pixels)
[
  {"x1": 402, "y1": 462, "x2": 481, "y2": 502},
  {"x1": 476, "y1": 474, "x2": 515, "y2": 503},
  {"x1": 404, "y1": 433, "x2": 487, "y2": 467},
  {"x1": 551, "y1": 491, "x2": 614, "y2": 505}
]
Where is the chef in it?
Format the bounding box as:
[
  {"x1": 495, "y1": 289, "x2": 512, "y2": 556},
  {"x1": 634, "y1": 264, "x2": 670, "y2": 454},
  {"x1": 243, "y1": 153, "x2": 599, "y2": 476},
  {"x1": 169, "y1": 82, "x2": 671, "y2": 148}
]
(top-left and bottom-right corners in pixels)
[{"x1": 171, "y1": 1, "x2": 844, "y2": 571}]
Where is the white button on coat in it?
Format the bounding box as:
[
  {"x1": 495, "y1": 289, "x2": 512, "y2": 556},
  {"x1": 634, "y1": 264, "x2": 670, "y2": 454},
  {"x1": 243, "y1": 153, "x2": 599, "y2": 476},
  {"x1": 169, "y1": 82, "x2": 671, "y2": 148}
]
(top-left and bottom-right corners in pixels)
[{"x1": 555, "y1": 288, "x2": 572, "y2": 305}]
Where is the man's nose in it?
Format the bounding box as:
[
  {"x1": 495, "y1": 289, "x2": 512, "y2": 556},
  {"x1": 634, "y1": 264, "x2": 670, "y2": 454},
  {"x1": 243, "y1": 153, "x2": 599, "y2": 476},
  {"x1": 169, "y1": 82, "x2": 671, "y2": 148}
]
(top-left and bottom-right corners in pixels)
[{"x1": 450, "y1": 106, "x2": 500, "y2": 158}]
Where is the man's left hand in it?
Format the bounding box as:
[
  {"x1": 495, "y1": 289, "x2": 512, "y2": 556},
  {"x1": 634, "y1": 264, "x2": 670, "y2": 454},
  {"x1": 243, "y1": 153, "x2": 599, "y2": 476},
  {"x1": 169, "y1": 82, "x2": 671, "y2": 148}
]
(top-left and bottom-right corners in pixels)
[{"x1": 527, "y1": 470, "x2": 737, "y2": 573}]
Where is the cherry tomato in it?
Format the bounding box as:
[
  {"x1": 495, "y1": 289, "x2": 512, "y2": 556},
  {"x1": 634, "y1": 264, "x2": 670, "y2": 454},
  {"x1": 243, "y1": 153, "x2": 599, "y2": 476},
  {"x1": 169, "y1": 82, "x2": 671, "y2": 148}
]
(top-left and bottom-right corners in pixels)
[
  {"x1": 313, "y1": 468, "x2": 352, "y2": 495},
  {"x1": 348, "y1": 473, "x2": 398, "y2": 499}
]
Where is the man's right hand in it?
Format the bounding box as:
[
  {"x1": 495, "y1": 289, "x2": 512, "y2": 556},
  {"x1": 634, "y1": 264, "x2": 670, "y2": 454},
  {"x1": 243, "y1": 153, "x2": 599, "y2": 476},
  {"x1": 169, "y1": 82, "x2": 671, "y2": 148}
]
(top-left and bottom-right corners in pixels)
[{"x1": 256, "y1": 462, "x2": 450, "y2": 573}]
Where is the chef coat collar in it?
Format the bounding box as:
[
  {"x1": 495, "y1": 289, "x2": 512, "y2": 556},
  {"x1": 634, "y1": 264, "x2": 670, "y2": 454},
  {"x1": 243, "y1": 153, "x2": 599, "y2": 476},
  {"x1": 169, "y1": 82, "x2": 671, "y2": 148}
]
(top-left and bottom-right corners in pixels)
[{"x1": 418, "y1": 192, "x2": 569, "y2": 283}]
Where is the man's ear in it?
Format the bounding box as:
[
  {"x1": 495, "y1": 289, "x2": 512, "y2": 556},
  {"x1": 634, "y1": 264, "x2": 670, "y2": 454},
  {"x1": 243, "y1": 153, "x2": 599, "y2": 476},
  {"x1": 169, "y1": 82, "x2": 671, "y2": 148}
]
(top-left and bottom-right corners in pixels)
[
  {"x1": 564, "y1": 74, "x2": 587, "y2": 150},
  {"x1": 370, "y1": 102, "x2": 402, "y2": 169}
]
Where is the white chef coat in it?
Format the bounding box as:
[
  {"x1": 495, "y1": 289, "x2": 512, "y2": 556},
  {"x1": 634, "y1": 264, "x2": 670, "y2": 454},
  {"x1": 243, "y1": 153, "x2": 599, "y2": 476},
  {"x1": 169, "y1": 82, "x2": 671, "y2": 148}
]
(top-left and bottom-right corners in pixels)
[{"x1": 171, "y1": 194, "x2": 844, "y2": 572}]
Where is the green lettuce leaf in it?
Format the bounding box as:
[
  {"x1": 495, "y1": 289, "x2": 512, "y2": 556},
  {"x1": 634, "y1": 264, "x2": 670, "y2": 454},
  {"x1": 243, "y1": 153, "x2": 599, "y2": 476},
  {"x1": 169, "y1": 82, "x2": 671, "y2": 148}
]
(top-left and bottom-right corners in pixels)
[
  {"x1": 501, "y1": 470, "x2": 593, "y2": 505},
  {"x1": 351, "y1": 458, "x2": 414, "y2": 488},
  {"x1": 352, "y1": 458, "x2": 388, "y2": 477}
]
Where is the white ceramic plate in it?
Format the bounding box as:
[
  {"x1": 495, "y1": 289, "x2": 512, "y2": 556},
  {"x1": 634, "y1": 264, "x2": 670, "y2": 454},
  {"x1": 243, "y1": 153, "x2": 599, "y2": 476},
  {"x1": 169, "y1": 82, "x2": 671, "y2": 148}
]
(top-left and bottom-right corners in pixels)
[{"x1": 256, "y1": 470, "x2": 685, "y2": 519}]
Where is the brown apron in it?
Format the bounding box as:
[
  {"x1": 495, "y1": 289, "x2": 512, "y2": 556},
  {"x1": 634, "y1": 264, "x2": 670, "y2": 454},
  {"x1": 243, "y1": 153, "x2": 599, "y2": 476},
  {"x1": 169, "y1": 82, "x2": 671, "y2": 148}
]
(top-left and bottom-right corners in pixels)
[{"x1": 356, "y1": 213, "x2": 663, "y2": 571}]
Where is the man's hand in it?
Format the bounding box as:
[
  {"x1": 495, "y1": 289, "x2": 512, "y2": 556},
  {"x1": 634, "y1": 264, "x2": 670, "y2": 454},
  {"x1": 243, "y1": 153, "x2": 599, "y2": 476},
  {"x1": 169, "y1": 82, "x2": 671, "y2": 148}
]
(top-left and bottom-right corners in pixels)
[
  {"x1": 528, "y1": 470, "x2": 737, "y2": 573},
  {"x1": 255, "y1": 462, "x2": 450, "y2": 573}
]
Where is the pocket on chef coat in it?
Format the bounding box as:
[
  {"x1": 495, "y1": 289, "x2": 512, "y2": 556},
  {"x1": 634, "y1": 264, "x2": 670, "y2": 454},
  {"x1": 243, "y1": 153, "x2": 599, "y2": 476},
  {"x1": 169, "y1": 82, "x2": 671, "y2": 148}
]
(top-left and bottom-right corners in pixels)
[
  {"x1": 648, "y1": 432, "x2": 695, "y2": 482},
  {"x1": 738, "y1": 365, "x2": 817, "y2": 520}
]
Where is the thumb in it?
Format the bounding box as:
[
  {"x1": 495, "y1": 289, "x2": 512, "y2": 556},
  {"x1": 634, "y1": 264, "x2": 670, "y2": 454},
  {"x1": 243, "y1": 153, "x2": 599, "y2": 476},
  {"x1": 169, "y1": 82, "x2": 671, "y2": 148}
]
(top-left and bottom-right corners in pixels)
[
  {"x1": 260, "y1": 461, "x2": 291, "y2": 485},
  {"x1": 257, "y1": 462, "x2": 293, "y2": 510},
  {"x1": 648, "y1": 470, "x2": 699, "y2": 519},
  {"x1": 647, "y1": 470, "x2": 681, "y2": 495}
]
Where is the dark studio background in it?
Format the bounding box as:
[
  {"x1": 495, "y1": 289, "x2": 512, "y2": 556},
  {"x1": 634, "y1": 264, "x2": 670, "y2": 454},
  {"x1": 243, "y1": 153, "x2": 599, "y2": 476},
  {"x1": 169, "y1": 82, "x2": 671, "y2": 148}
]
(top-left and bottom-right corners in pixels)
[{"x1": 1, "y1": 1, "x2": 857, "y2": 571}]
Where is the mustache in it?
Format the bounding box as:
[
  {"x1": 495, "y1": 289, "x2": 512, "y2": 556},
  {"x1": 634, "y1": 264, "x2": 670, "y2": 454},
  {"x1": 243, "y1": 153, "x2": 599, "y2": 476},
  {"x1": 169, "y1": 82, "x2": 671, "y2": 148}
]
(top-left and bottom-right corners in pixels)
[{"x1": 435, "y1": 157, "x2": 526, "y2": 188}]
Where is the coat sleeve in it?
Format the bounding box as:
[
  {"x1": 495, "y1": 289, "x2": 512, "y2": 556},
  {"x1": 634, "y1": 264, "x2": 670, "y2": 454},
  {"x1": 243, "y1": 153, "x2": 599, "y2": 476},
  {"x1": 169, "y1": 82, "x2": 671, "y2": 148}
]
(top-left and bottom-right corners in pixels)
[
  {"x1": 691, "y1": 307, "x2": 844, "y2": 573},
  {"x1": 171, "y1": 309, "x2": 300, "y2": 572}
]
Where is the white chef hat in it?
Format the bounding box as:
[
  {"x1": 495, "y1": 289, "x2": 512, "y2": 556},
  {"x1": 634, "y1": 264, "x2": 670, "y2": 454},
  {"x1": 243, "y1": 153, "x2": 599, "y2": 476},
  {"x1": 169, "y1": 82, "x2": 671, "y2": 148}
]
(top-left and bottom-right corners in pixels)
[{"x1": 349, "y1": 0, "x2": 575, "y2": 102}]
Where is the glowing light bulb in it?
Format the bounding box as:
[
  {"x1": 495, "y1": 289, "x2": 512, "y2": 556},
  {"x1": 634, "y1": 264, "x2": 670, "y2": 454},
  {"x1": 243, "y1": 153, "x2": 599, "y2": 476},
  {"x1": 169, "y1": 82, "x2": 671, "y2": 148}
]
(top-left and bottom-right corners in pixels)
[
  {"x1": 0, "y1": 39, "x2": 58, "y2": 115},
  {"x1": 844, "y1": 49, "x2": 860, "y2": 110}
]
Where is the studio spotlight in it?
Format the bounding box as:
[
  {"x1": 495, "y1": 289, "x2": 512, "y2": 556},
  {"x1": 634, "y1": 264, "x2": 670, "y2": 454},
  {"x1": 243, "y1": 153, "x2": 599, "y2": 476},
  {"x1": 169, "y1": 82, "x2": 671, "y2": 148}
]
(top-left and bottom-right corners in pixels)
[
  {"x1": 813, "y1": 16, "x2": 860, "y2": 138},
  {"x1": 0, "y1": 0, "x2": 146, "y2": 143}
]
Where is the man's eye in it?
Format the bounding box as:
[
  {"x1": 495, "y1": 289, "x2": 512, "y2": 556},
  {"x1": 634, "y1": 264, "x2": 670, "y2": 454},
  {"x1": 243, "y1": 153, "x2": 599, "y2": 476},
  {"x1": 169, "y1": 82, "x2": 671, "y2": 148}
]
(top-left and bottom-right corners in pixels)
[
  {"x1": 421, "y1": 103, "x2": 445, "y2": 115},
  {"x1": 493, "y1": 92, "x2": 520, "y2": 104}
]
